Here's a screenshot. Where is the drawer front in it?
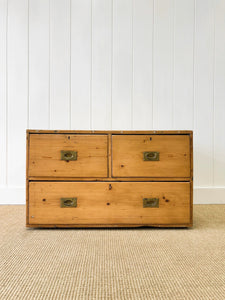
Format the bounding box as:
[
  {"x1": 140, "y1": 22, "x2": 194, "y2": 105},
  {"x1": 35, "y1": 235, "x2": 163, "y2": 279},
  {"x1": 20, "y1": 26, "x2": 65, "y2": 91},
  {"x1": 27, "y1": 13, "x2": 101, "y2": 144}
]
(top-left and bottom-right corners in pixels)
[
  {"x1": 29, "y1": 134, "x2": 108, "y2": 177},
  {"x1": 29, "y1": 182, "x2": 190, "y2": 225},
  {"x1": 112, "y1": 135, "x2": 190, "y2": 177}
]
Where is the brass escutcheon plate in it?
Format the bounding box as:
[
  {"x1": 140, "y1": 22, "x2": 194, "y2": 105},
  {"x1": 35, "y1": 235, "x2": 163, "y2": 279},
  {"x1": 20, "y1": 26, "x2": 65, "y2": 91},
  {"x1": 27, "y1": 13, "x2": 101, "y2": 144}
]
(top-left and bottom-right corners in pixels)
[
  {"x1": 60, "y1": 197, "x2": 77, "y2": 208},
  {"x1": 143, "y1": 198, "x2": 159, "y2": 208}
]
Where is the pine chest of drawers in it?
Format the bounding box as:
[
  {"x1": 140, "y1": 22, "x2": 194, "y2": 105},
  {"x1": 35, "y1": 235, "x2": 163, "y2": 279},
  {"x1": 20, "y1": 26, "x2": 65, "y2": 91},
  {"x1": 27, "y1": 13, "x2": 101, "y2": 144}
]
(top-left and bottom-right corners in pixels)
[{"x1": 26, "y1": 130, "x2": 193, "y2": 228}]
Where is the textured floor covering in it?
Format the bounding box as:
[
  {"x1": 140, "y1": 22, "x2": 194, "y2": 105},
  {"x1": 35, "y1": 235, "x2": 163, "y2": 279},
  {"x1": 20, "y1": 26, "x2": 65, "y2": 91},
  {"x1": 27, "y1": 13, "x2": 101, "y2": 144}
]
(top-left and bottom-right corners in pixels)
[{"x1": 0, "y1": 205, "x2": 225, "y2": 300}]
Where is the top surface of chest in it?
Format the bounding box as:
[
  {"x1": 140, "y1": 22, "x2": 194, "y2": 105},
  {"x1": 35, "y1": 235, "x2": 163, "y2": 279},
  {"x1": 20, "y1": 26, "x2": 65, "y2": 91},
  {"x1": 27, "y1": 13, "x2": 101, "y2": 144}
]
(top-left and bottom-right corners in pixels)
[{"x1": 27, "y1": 130, "x2": 192, "y2": 180}]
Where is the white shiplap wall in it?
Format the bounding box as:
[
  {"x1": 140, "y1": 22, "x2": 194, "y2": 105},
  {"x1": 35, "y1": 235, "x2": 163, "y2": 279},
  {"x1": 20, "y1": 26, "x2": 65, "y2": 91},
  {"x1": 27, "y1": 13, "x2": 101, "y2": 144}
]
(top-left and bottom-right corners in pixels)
[{"x1": 0, "y1": 0, "x2": 225, "y2": 204}]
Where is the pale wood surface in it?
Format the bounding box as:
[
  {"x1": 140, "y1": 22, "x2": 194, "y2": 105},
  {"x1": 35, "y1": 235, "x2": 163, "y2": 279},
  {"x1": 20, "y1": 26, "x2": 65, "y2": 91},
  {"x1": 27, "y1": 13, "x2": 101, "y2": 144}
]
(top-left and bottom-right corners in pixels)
[
  {"x1": 28, "y1": 177, "x2": 191, "y2": 182},
  {"x1": 29, "y1": 182, "x2": 191, "y2": 225},
  {"x1": 26, "y1": 224, "x2": 191, "y2": 228},
  {"x1": 108, "y1": 134, "x2": 112, "y2": 177},
  {"x1": 29, "y1": 134, "x2": 108, "y2": 177},
  {"x1": 112, "y1": 135, "x2": 190, "y2": 177},
  {"x1": 27, "y1": 129, "x2": 193, "y2": 134}
]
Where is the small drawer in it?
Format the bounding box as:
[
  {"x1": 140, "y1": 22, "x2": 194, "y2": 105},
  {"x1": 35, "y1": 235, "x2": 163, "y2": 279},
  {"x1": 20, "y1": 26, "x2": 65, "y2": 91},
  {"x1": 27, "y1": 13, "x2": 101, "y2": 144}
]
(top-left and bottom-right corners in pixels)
[
  {"x1": 29, "y1": 134, "x2": 108, "y2": 178},
  {"x1": 112, "y1": 135, "x2": 190, "y2": 178},
  {"x1": 28, "y1": 181, "x2": 191, "y2": 226}
]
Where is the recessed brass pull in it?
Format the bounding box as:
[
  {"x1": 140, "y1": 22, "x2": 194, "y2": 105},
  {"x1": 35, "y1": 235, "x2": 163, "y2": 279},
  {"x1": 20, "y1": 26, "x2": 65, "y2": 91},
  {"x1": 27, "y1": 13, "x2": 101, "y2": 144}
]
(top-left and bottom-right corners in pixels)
[
  {"x1": 61, "y1": 150, "x2": 77, "y2": 161},
  {"x1": 143, "y1": 198, "x2": 159, "y2": 208},
  {"x1": 60, "y1": 197, "x2": 77, "y2": 208},
  {"x1": 143, "y1": 151, "x2": 159, "y2": 161}
]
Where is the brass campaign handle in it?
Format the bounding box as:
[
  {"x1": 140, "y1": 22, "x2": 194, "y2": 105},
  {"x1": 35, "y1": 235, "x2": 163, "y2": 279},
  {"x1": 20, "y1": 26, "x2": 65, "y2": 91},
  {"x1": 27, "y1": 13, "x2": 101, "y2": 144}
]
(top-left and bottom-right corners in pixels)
[
  {"x1": 143, "y1": 198, "x2": 159, "y2": 208},
  {"x1": 61, "y1": 150, "x2": 77, "y2": 161},
  {"x1": 143, "y1": 151, "x2": 159, "y2": 161},
  {"x1": 60, "y1": 198, "x2": 77, "y2": 208}
]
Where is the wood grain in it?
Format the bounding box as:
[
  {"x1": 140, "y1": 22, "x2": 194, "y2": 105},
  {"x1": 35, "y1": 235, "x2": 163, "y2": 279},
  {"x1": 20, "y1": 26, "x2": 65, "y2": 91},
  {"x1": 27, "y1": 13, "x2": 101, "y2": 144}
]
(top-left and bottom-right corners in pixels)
[
  {"x1": 26, "y1": 224, "x2": 192, "y2": 228},
  {"x1": 29, "y1": 134, "x2": 108, "y2": 177},
  {"x1": 28, "y1": 177, "x2": 191, "y2": 182},
  {"x1": 29, "y1": 181, "x2": 191, "y2": 225},
  {"x1": 112, "y1": 135, "x2": 190, "y2": 177},
  {"x1": 27, "y1": 129, "x2": 193, "y2": 134}
]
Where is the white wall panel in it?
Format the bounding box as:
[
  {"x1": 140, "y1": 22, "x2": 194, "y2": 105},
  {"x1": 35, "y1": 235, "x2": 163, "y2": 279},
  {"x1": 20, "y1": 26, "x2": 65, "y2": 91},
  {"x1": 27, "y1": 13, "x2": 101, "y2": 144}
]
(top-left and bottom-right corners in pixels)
[
  {"x1": 153, "y1": 0, "x2": 174, "y2": 129},
  {"x1": 133, "y1": 0, "x2": 153, "y2": 129},
  {"x1": 50, "y1": 0, "x2": 71, "y2": 129},
  {"x1": 0, "y1": 0, "x2": 7, "y2": 185},
  {"x1": 71, "y1": 0, "x2": 91, "y2": 129},
  {"x1": 173, "y1": 0, "x2": 194, "y2": 129},
  {"x1": 7, "y1": 0, "x2": 28, "y2": 186},
  {"x1": 29, "y1": 0, "x2": 50, "y2": 129},
  {"x1": 0, "y1": 0, "x2": 225, "y2": 203},
  {"x1": 112, "y1": 0, "x2": 133, "y2": 130},
  {"x1": 214, "y1": 0, "x2": 225, "y2": 186},
  {"x1": 92, "y1": 0, "x2": 112, "y2": 129},
  {"x1": 194, "y1": 0, "x2": 214, "y2": 187}
]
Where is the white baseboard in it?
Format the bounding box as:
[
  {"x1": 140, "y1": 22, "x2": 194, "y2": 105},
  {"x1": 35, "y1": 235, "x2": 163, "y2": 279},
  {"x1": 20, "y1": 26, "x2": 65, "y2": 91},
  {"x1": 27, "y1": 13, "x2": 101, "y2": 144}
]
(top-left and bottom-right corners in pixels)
[
  {"x1": 0, "y1": 186, "x2": 225, "y2": 205},
  {"x1": 194, "y1": 187, "x2": 225, "y2": 204},
  {"x1": 0, "y1": 187, "x2": 25, "y2": 204}
]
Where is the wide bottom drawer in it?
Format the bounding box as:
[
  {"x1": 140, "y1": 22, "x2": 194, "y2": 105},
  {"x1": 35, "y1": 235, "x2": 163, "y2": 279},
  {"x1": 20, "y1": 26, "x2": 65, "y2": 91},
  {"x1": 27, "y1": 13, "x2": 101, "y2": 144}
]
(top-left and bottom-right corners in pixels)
[{"x1": 28, "y1": 182, "x2": 191, "y2": 227}]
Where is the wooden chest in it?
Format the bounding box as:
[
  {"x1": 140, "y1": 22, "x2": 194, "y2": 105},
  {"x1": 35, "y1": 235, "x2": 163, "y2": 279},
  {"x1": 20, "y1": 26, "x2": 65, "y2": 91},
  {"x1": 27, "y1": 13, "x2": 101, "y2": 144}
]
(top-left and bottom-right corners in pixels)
[{"x1": 26, "y1": 130, "x2": 193, "y2": 228}]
